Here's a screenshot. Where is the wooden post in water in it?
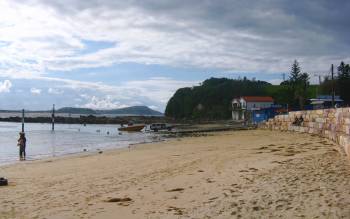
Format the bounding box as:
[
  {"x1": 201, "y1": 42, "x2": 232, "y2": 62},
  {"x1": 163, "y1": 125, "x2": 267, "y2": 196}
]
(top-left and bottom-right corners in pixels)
[
  {"x1": 52, "y1": 104, "x2": 55, "y2": 131},
  {"x1": 331, "y1": 64, "x2": 335, "y2": 107},
  {"x1": 21, "y1": 109, "x2": 25, "y2": 133}
]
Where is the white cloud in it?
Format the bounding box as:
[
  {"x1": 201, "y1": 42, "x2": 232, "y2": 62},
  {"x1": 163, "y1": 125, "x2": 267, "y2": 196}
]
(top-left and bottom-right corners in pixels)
[
  {"x1": 48, "y1": 87, "x2": 63, "y2": 94},
  {"x1": 0, "y1": 0, "x2": 349, "y2": 81},
  {"x1": 148, "y1": 105, "x2": 158, "y2": 110},
  {"x1": 76, "y1": 77, "x2": 197, "y2": 109},
  {"x1": 43, "y1": 76, "x2": 197, "y2": 108},
  {"x1": 42, "y1": 76, "x2": 196, "y2": 110},
  {"x1": 120, "y1": 77, "x2": 198, "y2": 104},
  {"x1": 0, "y1": 80, "x2": 12, "y2": 93},
  {"x1": 0, "y1": 76, "x2": 196, "y2": 111},
  {"x1": 81, "y1": 95, "x2": 129, "y2": 109},
  {"x1": 30, "y1": 87, "x2": 41, "y2": 94},
  {"x1": 2, "y1": 0, "x2": 349, "y2": 110}
]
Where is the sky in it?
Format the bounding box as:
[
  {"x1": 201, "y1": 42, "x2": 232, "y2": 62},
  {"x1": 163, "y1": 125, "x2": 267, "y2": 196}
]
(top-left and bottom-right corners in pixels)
[{"x1": 0, "y1": 0, "x2": 350, "y2": 112}]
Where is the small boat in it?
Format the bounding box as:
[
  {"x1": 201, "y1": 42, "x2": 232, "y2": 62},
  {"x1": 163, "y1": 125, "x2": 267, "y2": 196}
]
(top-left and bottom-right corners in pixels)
[{"x1": 118, "y1": 124, "x2": 145, "y2": 132}]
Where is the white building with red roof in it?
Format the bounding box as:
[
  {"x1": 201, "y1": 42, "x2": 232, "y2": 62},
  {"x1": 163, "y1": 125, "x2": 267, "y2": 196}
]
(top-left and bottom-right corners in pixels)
[{"x1": 232, "y1": 96, "x2": 274, "y2": 120}]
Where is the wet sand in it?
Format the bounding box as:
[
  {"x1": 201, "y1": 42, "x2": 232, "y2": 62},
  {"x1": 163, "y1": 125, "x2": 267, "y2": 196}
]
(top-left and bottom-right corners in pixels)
[{"x1": 1, "y1": 130, "x2": 350, "y2": 218}]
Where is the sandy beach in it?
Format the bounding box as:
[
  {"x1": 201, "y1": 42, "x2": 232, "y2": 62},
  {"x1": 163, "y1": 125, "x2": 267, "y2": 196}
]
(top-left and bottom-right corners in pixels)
[{"x1": 1, "y1": 130, "x2": 350, "y2": 218}]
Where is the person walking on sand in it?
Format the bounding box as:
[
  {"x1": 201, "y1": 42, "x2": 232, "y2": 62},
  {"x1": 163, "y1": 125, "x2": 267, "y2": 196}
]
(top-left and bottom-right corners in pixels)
[{"x1": 17, "y1": 132, "x2": 27, "y2": 161}]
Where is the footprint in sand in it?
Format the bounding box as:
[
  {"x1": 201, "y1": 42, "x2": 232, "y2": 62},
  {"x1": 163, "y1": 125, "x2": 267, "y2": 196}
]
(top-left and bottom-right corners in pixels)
[
  {"x1": 166, "y1": 188, "x2": 184, "y2": 192},
  {"x1": 167, "y1": 206, "x2": 185, "y2": 215},
  {"x1": 206, "y1": 178, "x2": 215, "y2": 183},
  {"x1": 275, "y1": 205, "x2": 284, "y2": 210},
  {"x1": 252, "y1": 206, "x2": 261, "y2": 211},
  {"x1": 257, "y1": 146, "x2": 268, "y2": 150},
  {"x1": 239, "y1": 169, "x2": 249, "y2": 173},
  {"x1": 105, "y1": 197, "x2": 133, "y2": 206}
]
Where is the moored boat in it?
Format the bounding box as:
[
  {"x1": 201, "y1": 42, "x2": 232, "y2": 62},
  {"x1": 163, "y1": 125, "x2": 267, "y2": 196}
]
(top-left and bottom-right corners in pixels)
[{"x1": 118, "y1": 124, "x2": 145, "y2": 132}]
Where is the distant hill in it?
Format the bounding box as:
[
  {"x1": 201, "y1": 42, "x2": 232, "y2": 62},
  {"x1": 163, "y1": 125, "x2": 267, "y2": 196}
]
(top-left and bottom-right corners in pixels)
[
  {"x1": 97, "y1": 106, "x2": 163, "y2": 116},
  {"x1": 56, "y1": 107, "x2": 96, "y2": 114},
  {"x1": 0, "y1": 106, "x2": 163, "y2": 117},
  {"x1": 56, "y1": 106, "x2": 163, "y2": 116}
]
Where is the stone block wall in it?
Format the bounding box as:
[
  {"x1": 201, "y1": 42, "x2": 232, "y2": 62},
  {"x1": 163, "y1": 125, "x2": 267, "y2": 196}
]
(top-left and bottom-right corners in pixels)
[{"x1": 262, "y1": 107, "x2": 350, "y2": 157}]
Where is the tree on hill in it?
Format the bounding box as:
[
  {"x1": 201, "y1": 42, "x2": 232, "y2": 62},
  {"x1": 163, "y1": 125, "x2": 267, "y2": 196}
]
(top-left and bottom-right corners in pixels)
[
  {"x1": 320, "y1": 61, "x2": 350, "y2": 105},
  {"x1": 337, "y1": 62, "x2": 350, "y2": 104},
  {"x1": 290, "y1": 60, "x2": 301, "y2": 81},
  {"x1": 284, "y1": 60, "x2": 310, "y2": 109}
]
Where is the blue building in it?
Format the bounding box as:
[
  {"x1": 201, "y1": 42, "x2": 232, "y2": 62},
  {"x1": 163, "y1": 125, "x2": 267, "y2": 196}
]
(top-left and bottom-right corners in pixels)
[
  {"x1": 232, "y1": 96, "x2": 283, "y2": 124},
  {"x1": 232, "y1": 96, "x2": 274, "y2": 121},
  {"x1": 251, "y1": 105, "x2": 284, "y2": 124}
]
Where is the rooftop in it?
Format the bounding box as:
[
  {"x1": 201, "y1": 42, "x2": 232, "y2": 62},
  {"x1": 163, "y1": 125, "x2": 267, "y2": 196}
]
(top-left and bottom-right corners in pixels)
[{"x1": 241, "y1": 96, "x2": 274, "y2": 102}]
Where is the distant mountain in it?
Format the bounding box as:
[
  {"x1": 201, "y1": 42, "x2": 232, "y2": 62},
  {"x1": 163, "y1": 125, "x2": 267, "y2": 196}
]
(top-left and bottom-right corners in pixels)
[
  {"x1": 97, "y1": 106, "x2": 163, "y2": 116},
  {"x1": 56, "y1": 107, "x2": 97, "y2": 114},
  {"x1": 56, "y1": 106, "x2": 163, "y2": 116},
  {"x1": 0, "y1": 106, "x2": 163, "y2": 116}
]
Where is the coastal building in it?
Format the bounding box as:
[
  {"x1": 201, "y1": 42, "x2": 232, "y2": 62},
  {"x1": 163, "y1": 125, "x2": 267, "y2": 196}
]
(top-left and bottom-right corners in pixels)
[{"x1": 232, "y1": 96, "x2": 274, "y2": 121}]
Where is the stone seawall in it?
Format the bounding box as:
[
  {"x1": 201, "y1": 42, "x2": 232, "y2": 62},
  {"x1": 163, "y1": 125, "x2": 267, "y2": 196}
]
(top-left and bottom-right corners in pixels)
[{"x1": 263, "y1": 107, "x2": 350, "y2": 158}]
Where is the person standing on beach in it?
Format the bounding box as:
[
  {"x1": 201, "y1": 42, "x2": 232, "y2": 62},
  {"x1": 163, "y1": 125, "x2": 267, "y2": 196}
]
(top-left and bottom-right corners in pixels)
[{"x1": 17, "y1": 132, "x2": 26, "y2": 161}]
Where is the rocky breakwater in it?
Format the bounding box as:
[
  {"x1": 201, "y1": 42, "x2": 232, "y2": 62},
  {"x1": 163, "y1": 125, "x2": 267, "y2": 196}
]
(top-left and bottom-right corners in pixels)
[{"x1": 263, "y1": 108, "x2": 350, "y2": 158}]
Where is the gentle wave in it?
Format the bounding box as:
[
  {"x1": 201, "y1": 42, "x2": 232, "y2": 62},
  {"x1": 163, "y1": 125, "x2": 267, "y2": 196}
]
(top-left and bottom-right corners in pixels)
[{"x1": 0, "y1": 122, "x2": 154, "y2": 165}]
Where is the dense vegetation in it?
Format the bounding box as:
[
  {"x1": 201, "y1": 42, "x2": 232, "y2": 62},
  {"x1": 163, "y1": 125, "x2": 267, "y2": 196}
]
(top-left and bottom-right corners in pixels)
[
  {"x1": 165, "y1": 78, "x2": 271, "y2": 119},
  {"x1": 277, "y1": 60, "x2": 312, "y2": 110},
  {"x1": 320, "y1": 61, "x2": 350, "y2": 105},
  {"x1": 165, "y1": 61, "x2": 316, "y2": 120}
]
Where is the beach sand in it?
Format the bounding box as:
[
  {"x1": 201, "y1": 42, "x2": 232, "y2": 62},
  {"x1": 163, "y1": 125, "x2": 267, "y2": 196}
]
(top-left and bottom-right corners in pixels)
[{"x1": 1, "y1": 130, "x2": 350, "y2": 218}]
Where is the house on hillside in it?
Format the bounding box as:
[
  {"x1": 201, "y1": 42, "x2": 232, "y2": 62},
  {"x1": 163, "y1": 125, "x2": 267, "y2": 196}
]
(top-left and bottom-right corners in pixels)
[{"x1": 232, "y1": 96, "x2": 274, "y2": 122}]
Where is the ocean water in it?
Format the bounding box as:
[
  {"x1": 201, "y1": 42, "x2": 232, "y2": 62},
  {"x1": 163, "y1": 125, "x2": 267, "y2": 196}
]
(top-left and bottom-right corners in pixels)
[{"x1": 0, "y1": 122, "x2": 155, "y2": 165}]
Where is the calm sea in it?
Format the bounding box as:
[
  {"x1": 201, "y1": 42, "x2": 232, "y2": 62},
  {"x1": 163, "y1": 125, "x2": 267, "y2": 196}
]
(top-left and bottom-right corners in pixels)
[{"x1": 0, "y1": 122, "x2": 156, "y2": 165}]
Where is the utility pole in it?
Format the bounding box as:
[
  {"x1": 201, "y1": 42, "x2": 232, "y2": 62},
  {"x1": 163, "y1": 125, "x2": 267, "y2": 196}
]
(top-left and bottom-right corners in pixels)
[
  {"x1": 51, "y1": 104, "x2": 55, "y2": 131},
  {"x1": 313, "y1": 73, "x2": 322, "y2": 97},
  {"x1": 21, "y1": 109, "x2": 25, "y2": 133},
  {"x1": 282, "y1": 73, "x2": 286, "y2": 82},
  {"x1": 331, "y1": 64, "x2": 335, "y2": 107}
]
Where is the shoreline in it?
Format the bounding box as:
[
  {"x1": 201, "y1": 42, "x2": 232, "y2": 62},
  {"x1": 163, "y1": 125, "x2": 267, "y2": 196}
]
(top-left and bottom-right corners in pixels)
[
  {"x1": 0, "y1": 123, "x2": 248, "y2": 167},
  {"x1": 0, "y1": 121, "x2": 162, "y2": 167},
  {"x1": 0, "y1": 135, "x2": 166, "y2": 168},
  {"x1": 2, "y1": 130, "x2": 350, "y2": 218}
]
